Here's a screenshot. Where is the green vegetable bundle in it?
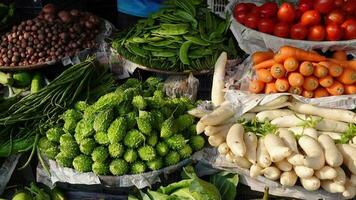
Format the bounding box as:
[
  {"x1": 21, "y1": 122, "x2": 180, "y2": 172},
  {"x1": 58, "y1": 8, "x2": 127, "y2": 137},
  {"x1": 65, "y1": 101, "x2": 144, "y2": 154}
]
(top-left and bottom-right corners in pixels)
[
  {"x1": 39, "y1": 77, "x2": 206, "y2": 176},
  {"x1": 112, "y1": 0, "x2": 237, "y2": 72}
]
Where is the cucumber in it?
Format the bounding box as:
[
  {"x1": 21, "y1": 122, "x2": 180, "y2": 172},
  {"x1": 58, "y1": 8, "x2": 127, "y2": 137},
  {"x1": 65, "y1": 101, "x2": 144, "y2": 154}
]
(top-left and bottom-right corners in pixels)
[
  {"x1": 13, "y1": 72, "x2": 32, "y2": 87},
  {"x1": 0, "y1": 71, "x2": 13, "y2": 85},
  {"x1": 30, "y1": 73, "x2": 42, "y2": 93}
]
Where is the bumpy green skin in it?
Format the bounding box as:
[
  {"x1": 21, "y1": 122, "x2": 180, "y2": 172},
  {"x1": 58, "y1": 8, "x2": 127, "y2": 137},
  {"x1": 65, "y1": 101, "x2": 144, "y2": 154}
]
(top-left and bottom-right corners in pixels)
[
  {"x1": 179, "y1": 145, "x2": 193, "y2": 159},
  {"x1": 175, "y1": 114, "x2": 195, "y2": 131},
  {"x1": 165, "y1": 151, "x2": 180, "y2": 166},
  {"x1": 94, "y1": 131, "x2": 110, "y2": 145},
  {"x1": 147, "y1": 133, "x2": 158, "y2": 146},
  {"x1": 92, "y1": 161, "x2": 109, "y2": 175},
  {"x1": 107, "y1": 117, "x2": 127, "y2": 144},
  {"x1": 151, "y1": 110, "x2": 164, "y2": 130},
  {"x1": 79, "y1": 138, "x2": 97, "y2": 155},
  {"x1": 132, "y1": 95, "x2": 147, "y2": 110},
  {"x1": 91, "y1": 146, "x2": 109, "y2": 163},
  {"x1": 38, "y1": 137, "x2": 56, "y2": 151},
  {"x1": 124, "y1": 130, "x2": 145, "y2": 148},
  {"x1": 74, "y1": 101, "x2": 89, "y2": 112},
  {"x1": 161, "y1": 107, "x2": 173, "y2": 119},
  {"x1": 46, "y1": 127, "x2": 64, "y2": 143},
  {"x1": 160, "y1": 117, "x2": 176, "y2": 138},
  {"x1": 144, "y1": 77, "x2": 161, "y2": 89},
  {"x1": 146, "y1": 158, "x2": 163, "y2": 171},
  {"x1": 168, "y1": 98, "x2": 186, "y2": 117},
  {"x1": 63, "y1": 109, "x2": 82, "y2": 133},
  {"x1": 188, "y1": 124, "x2": 197, "y2": 136},
  {"x1": 166, "y1": 134, "x2": 186, "y2": 150},
  {"x1": 117, "y1": 101, "x2": 133, "y2": 116},
  {"x1": 55, "y1": 152, "x2": 73, "y2": 168},
  {"x1": 60, "y1": 141, "x2": 79, "y2": 159},
  {"x1": 108, "y1": 143, "x2": 124, "y2": 158},
  {"x1": 73, "y1": 155, "x2": 93, "y2": 173},
  {"x1": 44, "y1": 146, "x2": 59, "y2": 159},
  {"x1": 93, "y1": 108, "x2": 115, "y2": 132},
  {"x1": 131, "y1": 161, "x2": 147, "y2": 174},
  {"x1": 93, "y1": 92, "x2": 122, "y2": 111},
  {"x1": 122, "y1": 88, "x2": 140, "y2": 102},
  {"x1": 83, "y1": 106, "x2": 97, "y2": 124},
  {"x1": 124, "y1": 149, "x2": 138, "y2": 163},
  {"x1": 138, "y1": 145, "x2": 156, "y2": 161},
  {"x1": 189, "y1": 135, "x2": 205, "y2": 151},
  {"x1": 109, "y1": 159, "x2": 129, "y2": 176},
  {"x1": 75, "y1": 119, "x2": 94, "y2": 143},
  {"x1": 59, "y1": 134, "x2": 75, "y2": 147},
  {"x1": 125, "y1": 112, "x2": 137, "y2": 130},
  {"x1": 156, "y1": 142, "x2": 169, "y2": 157}
]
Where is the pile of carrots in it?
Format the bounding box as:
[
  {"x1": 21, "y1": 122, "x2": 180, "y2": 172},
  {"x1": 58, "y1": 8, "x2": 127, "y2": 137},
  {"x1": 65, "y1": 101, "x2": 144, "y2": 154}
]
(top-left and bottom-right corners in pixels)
[{"x1": 249, "y1": 46, "x2": 356, "y2": 98}]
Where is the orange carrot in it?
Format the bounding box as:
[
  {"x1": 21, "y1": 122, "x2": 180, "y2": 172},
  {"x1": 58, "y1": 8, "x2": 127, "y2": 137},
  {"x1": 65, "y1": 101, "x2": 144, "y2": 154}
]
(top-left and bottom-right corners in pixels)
[
  {"x1": 284, "y1": 57, "x2": 299, "y2": 72},
  {"x1": 326, "y1": 81, "x2": 344, "y2": 96},
  {"x1": 274, "y1": 46, "x2": 326, "y2": 63},
  {"x1": 252, "y1": 50, "x2": 274, "y2": 65},
  {"x1": 303, "y1": 76, "x2": 319, "y2": 91},
  {"x1": 270, "y1": 63, "x2": 286, "y2": 79},
  {"x1": 319, "y1": 61, "x2": 343, "y2": 77},
  {"x1": 256, "y1": 69, "x2": 273, "y2": 83},
  {"x1": 332, "y1": 51, "x2": 347, "y2": 61},
  {"x1": 319, "y1": 75, "x2": 334, "y2": 88},
  {"x1": 314, "y1": 87, "x2": 329, "y2": 98},
  {"x1": 289, "y1": 86, "x2": 303, "y2": 95},
  {"x1": 302, "y1": 90, "x2": 314, "y2": 98},
  {"x1": 299, "y1": 61, "x2": 314, "y2": 76},
  {"x1": 253, "y1": 59, "x2": 275, "y2": 69},
  {"x1": 313, "y1": 63, "x2": 328, "y2": 78},
  {"x1": 288, "y1": 72, "x2": 304, "y2": 87},
  {"x1": 345, "y1": 85, "x2": 356, "y2": 95},
  {"x1": 275, "y1": 78, "x2": 290, "y2": 92},
  {"x1": 328, "y1": 59, "x2": 356, "y2": 71},
  {"x1": 265, "y1": 82, "x2": 278, "y2": 94},
  {"x1": 337, "y1": 68, "x2": 356, "y2": 85},
  {"x1": 249, "y1": 80, "x2": 265, "y2": 93}
]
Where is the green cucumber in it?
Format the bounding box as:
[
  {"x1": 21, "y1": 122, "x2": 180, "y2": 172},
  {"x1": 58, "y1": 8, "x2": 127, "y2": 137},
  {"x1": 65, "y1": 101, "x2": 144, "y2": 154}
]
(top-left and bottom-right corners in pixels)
[
  {"x1": 30, "y1": 73, "x2": 42, "y2": 93},
  {"x1": 13, "y1": 72, "x2": 32, "y2": 87},
  {"x1": 0, "y1": 71, "x2": 13, "y2": 85}
]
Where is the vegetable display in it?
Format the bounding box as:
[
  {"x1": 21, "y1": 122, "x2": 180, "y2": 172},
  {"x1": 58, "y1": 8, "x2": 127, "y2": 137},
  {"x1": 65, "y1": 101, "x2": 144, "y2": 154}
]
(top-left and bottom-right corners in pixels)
[
  {"x1": 6, "y1": 182, "x2": 65, "y2": 200},
  {"x1": 233, "y1": 0, "x2": 356, "y2": 41},
  {"x1": 39, "y1": 77, "x2": 206, "y2": 176},
  {"x1": 112, "y1": 0, "x2": 237, "y2": 72},
  {"x1": 249, "y1": 46, "x2": 356, "y2": 97},
  {"x1": 190, "y1": 96, "x2": 356, "y2": 198}
]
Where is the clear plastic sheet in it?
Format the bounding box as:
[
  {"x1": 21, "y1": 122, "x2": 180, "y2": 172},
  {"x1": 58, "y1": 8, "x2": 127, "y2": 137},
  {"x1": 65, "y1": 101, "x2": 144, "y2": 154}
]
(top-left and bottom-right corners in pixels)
[
  {"x1": 0, "y1": 155, "x2": 20, "y2": 195},
  {"x1": 164, "y1": 73, "x2": 199, "y2": 101}
]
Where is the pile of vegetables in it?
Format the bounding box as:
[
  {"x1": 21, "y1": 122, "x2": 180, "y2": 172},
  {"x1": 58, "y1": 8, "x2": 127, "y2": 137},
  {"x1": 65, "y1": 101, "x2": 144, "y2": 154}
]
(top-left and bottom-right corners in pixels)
[
  {"x1": 190, "y1": 96, "x2": 356, "y2": 198},
  {"x1": 39, "y1": 77, "x2": 206, "y2": 176},
  {"x1": 112, "y1": 0, "x2": 237, "y2": 72},
  {"x1": 248, "y1": 46, "x2": 356, "y2": 97},
  {"x1": 0, "y1": 3, "x2": 14, "y2": 27},
  {"x1": 233, "y1": 0, "x2": 356, "y2": 41},
  {"x1": 0, "y1": 4, "x2": 100, "y2": 67},
  {"x1": 6, "y1": 182, "x2": 65, "y2": 200}
]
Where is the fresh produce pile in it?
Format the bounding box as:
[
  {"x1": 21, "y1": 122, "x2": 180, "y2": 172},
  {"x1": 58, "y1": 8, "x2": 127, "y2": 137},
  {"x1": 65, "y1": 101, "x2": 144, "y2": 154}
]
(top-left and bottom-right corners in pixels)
[
  {"x1": 190, "y1": 96, "x2": 356, "y2": 198},
  {"x1": 39, "y1": 77, "x2": 206, "y2": 176},
  {"x1": 112, "y1": 0, "x2": 237, "y2": 72},
  {"x1": 0, "y1": 3, "x2": 14, "y2": 27},
  {"x1": 233, "y1": 0, "x2": 356, "y2": 41},
  {"x1": 5, "y1": 182, "x2": 65, "y2": 200},
  {"x1": 0, "y1": 4, "x2": 100, "y2": 67},
  {"x1": 248, "y1": 46, "x2": 356, "y2": 97}
]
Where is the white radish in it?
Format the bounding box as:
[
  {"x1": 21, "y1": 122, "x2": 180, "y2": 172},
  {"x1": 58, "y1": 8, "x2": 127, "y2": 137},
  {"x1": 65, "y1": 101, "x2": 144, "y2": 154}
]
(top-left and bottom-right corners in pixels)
[
  {"x1": 260, "y1": 96, "x2": 289, "y2": 107},
  {"x1": 278, "y1": 128, "x2": 299, "y2": 153},
  {"x1": 250, "y1": 164, "x2": 263, "y2": 178},
  {"x1": 319, "y1": 131, "x2": 342, "y2": 140},
  {"x1": 204, "y1": 123, "x2": 232, "y2": 136},
  {"x1": 353, "y1": 136, "x2": 356, "y2": 144},
  {"x1": 264, "y1": 134, "x2": 292, "y2": 162},
  {"x1": 333, "y1": 167, "x2": 347, "y2": 185},
  {"x1": 315, "y1": 166, "x2": 337, "y2": 180},
  {"x1": 228, "y1": 152, "x2": 252, "y2": 169},
  {"x1": 200, "y1": 101, "x2": 235, "y2": 126},
  {"x1": 211, "y1": 52, "x2": 227, "y2": 106},
  {"x1": 300, "y1": 176, "x2": 321, "y2": 191},
  {"x1": 257, "y1": 137, "x2": 272, "y2": 168},
  {"x1": 343, "y1": 181, "x2": 356, "y2": 199},
  {"x1": 294, "y1": 165, "x2": 314, "y2": 178},
  {"x1": 287, "y1": 153, "x2": 305, "y2": 166},
  {"x1": 288, "y1": 127, "x2": 319, "y2": 139},
  {"x1": 208, "y1": 129, "x2": 228, "y2": 147},
  {"x1": 275, "y1": 159, "x2": 292, "y2": 172},
  {"x1": 271, "y1": 114, "x2": 321, "y2": 128},
  {"x1": 280, "y1": 171, "x2": 298, "y2": 187},
  {"x1": 351, "y1": 175, "x2": 356, "y2": 186},
  {"x1": 196, "y1": 121, "x2": 206, "y2": 134},
  {"x1": 225, "y1": 152, "x2": 234, "y2": 163},
  {"x1": 226, "y1": 123, "x2": 246, "y2": 157},
  {"x1": 249, "y1": 102, "x2": 291, "y2": 113},
  {"x1": 244, "y1": 132, "x2": 257, "y2": 164},
  {"x1": 298, "y1": 135, "x2": 325, "y2": 170},
  {"x1": 321, "y1": 180, "x2": 345, "y2": 193},
  {"x1": 288, "y1": 102, "x2": 356, "y2": 123},
  {"x1": 318, "y1": 134, "x2": 343, "y2": 167},
  {"x1": 262, "y1": 166, "x2": 281, "y2": 181},
  {"x1": 218, "y1": 142, "x2": 229, "y2": 155},
  {"x1": 188, "y1": 108, "x2": 212, "y2": 118},
  {"x1": 337, "y1": 144, "x2": 356, "y2": 174},
  {"x1": 256, "y1": 109, "x2": 294, "y2": 122},
  {"x1": 315, "y1": 119, "x2": 348, "y2": 133}
]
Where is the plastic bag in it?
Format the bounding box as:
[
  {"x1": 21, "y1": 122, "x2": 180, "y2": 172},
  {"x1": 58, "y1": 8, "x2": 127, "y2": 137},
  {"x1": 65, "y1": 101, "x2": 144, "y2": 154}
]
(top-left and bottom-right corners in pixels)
[{"x1": 164, "y1": 73, "x2": 199, "y2": 101}]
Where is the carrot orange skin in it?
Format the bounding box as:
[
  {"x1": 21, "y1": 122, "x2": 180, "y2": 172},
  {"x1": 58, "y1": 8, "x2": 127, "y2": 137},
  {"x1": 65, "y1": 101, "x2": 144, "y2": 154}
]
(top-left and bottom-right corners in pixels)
[
  {"x1": 265, "y1": 82, "x2": 278, "y2": 94},
  {"x1": 326, "y1": 81, "x2": 344, "y2": 96},
  {"x1": 337, "y1": 68, "x2": 356, "y2": 85},
  {"x1": 274, "y1": 46, "x2": 326, "y2": 63},
  {"x1": 299, "y1": 61, "x2": 314, "y2": 76},
  {"x1": 345, "y1": 85, "x2": 356, "y2": 95},
  {"x1": 313, "y1": 63, "x2": 328, "y2": 78},
  {"x1": 271, "y1": 63, "x2": 286, "y2": 79},
  {"x1": 314, "y1": 87, "x2": 329, "y2": 98},
  {"x1": 319, "y1": 61, "x2": 343, "y2": 77},
  {"x1": 284, "y1": 57, "x2": 299, "y2": 72},
  {"x1": 332, "y1": 51, "x2": 347, "y2": 61},
  {"x1": 256, "y1": 69, "x2": 273, "y2": 83},
  {"x1": 328, "y1": 59, "x2": 356, "y2": 71},
  {"x1": 252, "y1": 51, "x2": 274, "y2": 65},
  {"x1": 253, "y1": 59, "x2": 275, "y2": 69},
  {"x1": 302, "y1": 90, "x2": 314, "y2": 98},
  {"x1": 289, "y1": 86, "x2": 303, "y2": 95},
  {"x1": 303, "y1": 76, "x2": 319, "y2": 91},
  {"x1": 249, "y1": 80, "x2": 265, "y2": 93},
  {"x1": 275, "y1": 78, "x2": 290, "y2": 92},
  {"x1": 288, "y1": 72, "x2": 304, "y2": 87},
  {"x1": 319, "y1": 75, "x2": 334, "y2": 88}
]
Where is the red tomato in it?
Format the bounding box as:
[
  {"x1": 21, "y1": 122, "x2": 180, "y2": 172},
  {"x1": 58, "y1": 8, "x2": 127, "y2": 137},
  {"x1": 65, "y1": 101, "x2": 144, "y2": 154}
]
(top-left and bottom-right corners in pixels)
[
  {"x1": 299, "y1": 0, "x2": 314, "y2": 13},
  {"x1": 334, "y1": 0, "x2": 345, "y2": 8},
  {"x1": 278, "y1": 3, "x2": 296, "y2": 23},
  {"x1": 343, "y1": 0, "x2": 356, "y2": 16},
  {"x1": 295, "y1": 8, "x2": 303, "y2": 21},
  {"x1": 314, "y1": 0, "x2": 335, "y2": 14},
  {"x1": 235, "y1": 12, "x2": 248, "y2": 24},
  {"x1": 274, "y1": 22, "x2": 290, "y2": 38},
  {"x1": 326, "y1": 23, "x2": 344, "y2": 40},
  {"x1": 245, "y1": 13, "x2": 259, "y2": 29},
  {"x1": 290, "y1": 24, "x2": 308, "y2": 40},
  {"x1": 308, "y1": 25, "x2": 326, "y2": 41},
  {"x1": 326, "y1": 10, "x2": 345, "y2": 25},
  {"x1": 234, "y1": 3, "x2": 250, "y2": 13},
  {"x1": 260, "y1": 2, "x2": 278, "y2": 18},
  {"x1": 258, "y1": 18, "x2": 275, "y2": 34},
  {"x1": 341, "y1": 19, "x2": 356, "y2": 40},
  {"x1": 251, "y1": 5, "x2": 261, "y2": 15},
  {"x1": 301, "y1": 10, "x2": 321, "y2": 26}
]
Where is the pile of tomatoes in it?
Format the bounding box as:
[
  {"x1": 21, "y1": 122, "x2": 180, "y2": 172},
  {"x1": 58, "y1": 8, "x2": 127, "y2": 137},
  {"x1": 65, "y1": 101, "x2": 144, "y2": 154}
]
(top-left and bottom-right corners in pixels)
[{"x1": 233, "y1": 0, "x2": 356, "y2": 41}]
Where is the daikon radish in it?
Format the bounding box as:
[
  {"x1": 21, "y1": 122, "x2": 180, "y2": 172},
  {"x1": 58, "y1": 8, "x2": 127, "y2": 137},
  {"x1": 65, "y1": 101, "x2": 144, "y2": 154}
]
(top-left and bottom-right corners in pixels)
[
  {"x1": 280, "y1": 171, "x2": 298, "y2": 187},
  {"x1": 353, "y1": 136, "x2": 356, "y2": 144},
  {"x1": 226, "y1": 123, "x2": 246, "y2": 157},
  {"x1": 257, "y1": 137, "x2": 272, "y2": 168},
  {"x1": 278, "y1": 128, "x2": 299, "y2": 153},
  {"x1": 260, "y1": 96, "x2": 289, "y2": 107},
  {"x1": 300, "y1": 176, "x2": 321, "y2": 191},
  {"x1": 188, "y1": 108, "x2": 212, "y2": 118},
  {"x1": 262, "y1": 166, "x2": 281, "y2": 181},
  {"x1": 288, "y1": 127, "x2": 319, "y2": 139},
  {"x1": 204, "y1": 123, "x2": 232, "y2": 136},
  {"x1": 208, "y1": 130, "x2": 228, "y2": 147},
  {"x1": 287, "y1": 153, "x2": 305, "y2": 166},
  {"x1": 343, "y1": 181, "x2": 356, "y2": 199},
  {"x1": 228, "y1": 152, "x2": 252, "y2": 169},
  {"x1": 225, "y1": 152, "x2": 234, "y2": 163},
  {"x1": 333, "y1": 167, "x2": 347, "y2": 185},
  {"x1": 288, "y1": 102, "x2": 356, "y2": 123},
  {"x1": 200, "y1": 101, "x2": 235, "y2": 126},
  {"x1": 244, "y1": 132, "x2": 258, "y2": 164},
  {"x1": 239, "y1": 113, "x2": 256, "y2": 121},
  {"x1": 256, "y1": 109, "x2": 294, "y2": 122},
  {"x1": 294, "y1": 166, "x2": 314, "y2": 178},
  {"x1": 264, "y1": 134, "x2": 292, "y2": 162},
  {"x1": 249, "y1": 102, "x2": 291, "y2": 113},
  {"x1": 211, "y1": 52, "x2": 227, "y2": 106},
  {"x1": 299, "y1": 135, "x2": 325, "y2": 170},
  {"x1": 196, "y1": 121, "x2": 206, "y2": 134},
  {"x1": 275, "y1": 159, "x2": 292, "y2": 172},
  {"x1": 315, "y1": 119, "x2": 348, "y2": 133},
  {"x1": 351, "y1": 175, "x2": 356, "y2": 186},
  {"x1": 315, "y1": 166, "x2": 337, "y2": 180},
  {"x1": 271, "y1": 114, "x2": 321, "y2": 128},
  {"x1": 218, "y1": 142, "x2": 229, "y2": 155},
  {"x1": 337, "y1": 144, "x2": 356, "y2": 174},
  {"x1": 318, "y1": 135, "x2": 343, "y2": 167},
  {"x1": 321, "y1": 180, "x2": 345, "y2": 193},
  {"x1": 320, "y1": 131, "x2": 342, "y2": 140},
  {"x1": 250, "y1": 164, "x2": 263, "y2": 178}
]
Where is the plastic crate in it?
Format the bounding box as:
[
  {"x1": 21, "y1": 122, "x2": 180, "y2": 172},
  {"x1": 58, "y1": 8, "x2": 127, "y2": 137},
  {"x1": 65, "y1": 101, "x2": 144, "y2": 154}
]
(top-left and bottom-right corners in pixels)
[{"x1": 207, "y1": 0, "x2": 228, "y2": 17}]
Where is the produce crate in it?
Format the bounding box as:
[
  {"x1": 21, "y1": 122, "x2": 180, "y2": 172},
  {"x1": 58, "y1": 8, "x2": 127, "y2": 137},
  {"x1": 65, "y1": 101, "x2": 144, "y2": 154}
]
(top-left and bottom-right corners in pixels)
[{"x1": 207, "y1": 0, "x2": 229, "y2": 17}]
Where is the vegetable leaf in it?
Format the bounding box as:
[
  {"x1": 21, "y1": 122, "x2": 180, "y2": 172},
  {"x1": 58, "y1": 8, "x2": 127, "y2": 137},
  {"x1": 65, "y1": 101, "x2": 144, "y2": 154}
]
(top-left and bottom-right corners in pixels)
[
  {"x1": 189, "y1": 178, "x2": 222, "y2": 200},
  {"x1": 181, "y1": 165, "x2": 197, "y2": 179},
  {"x1": 338, "y1": 124, "x2": 356, "y2": 144},
  {"x1": 210, "y1": 172, "x2": 239, "y2": 200}
]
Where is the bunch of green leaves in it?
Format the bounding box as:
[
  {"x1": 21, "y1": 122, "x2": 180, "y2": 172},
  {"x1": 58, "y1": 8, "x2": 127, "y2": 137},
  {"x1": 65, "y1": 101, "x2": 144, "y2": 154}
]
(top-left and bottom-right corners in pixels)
[
  {"x1": 239, "y1": 118, "x2": 277, "y2": 137},
  {"x1": 338, "y1": 124, "x2": 356, "y2": 144}
]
